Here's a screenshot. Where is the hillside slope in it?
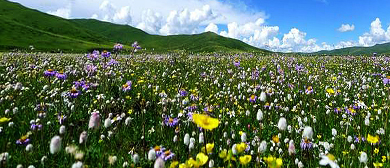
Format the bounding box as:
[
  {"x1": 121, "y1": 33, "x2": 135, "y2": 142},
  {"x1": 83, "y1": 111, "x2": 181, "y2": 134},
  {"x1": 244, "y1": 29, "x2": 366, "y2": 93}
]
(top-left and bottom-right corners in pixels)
[{"x1": 0, "y1": 0, "x2": 268, "y2": 53}]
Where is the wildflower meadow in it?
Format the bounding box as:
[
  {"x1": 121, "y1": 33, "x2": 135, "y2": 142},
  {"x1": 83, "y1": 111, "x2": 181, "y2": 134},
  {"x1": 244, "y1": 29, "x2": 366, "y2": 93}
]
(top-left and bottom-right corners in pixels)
[{"x1": 1, "y1": 45, "x2": 390, "y2": 168}]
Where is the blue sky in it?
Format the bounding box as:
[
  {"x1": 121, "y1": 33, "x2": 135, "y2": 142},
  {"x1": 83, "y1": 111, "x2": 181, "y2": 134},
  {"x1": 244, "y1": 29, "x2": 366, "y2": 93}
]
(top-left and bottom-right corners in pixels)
[{"x1": 10, "y1": 0, "x2": 390, "y2": 52}]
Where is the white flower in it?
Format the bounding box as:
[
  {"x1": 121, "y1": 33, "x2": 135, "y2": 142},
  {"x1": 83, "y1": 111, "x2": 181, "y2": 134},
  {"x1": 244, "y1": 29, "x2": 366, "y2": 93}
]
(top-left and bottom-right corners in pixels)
[
  {"x1": 173, "y1": 135, "x2": 178, "y2": 142},
  {"x1": 256, "y1": 109, "x2": 263, "y2": 121},
  {"x1": 41, "y1": 156, "x2": 47, "y2": 165},
  {"x1": 331, "y1": 128, "x2": 337, "y2": 136},
  {"x1": 184, "y1": 133, "x2": 190, "y2": 146},
  {"x1": 26, "y1": 144, "x2": 33, "y2": 152},
  {"x1": 132, "y1": 153, "x2": 139, "y2": 164},
  {"x1": 319, "y1": 154, "x2": 339, "y2": 168},
  {"x1": 123, "y1": 161, "x2": 129, "y2": 167},
  {"x1": 59, "y1": 125, "x2": 66, "y2": 135},
  {"x1": 108, "y1": 155, "x2": 117, "y2": 165},
  {"x1": 298, "y1": 161, "x2": 304, "y2": 168},
  {"x1": 16, "y1": 164, "x2": 23, "y2": 168},
  {"x1": 258, "y1": 141, "x2": 267, "y2": 153},
  {"x1": 0, "y1": 152, "x2": 9, "y2": 162},
  {"x1": 350, "y1": 144, "x2": 355, "y2": 150},
  {"x1": 277, "y1": 117, "x2": 287, "y2": 131},
  {"x1": 148, "y1": 149, "x2": 156, "y2": 161},
  {"x1": 50, "y1": 135, "x2": 62, "y2": 154},
  {"x1": 359, "y1": 152, "x2": 368, "y2": 163},
  {"x1": 259, "y1": 91, "x2": 266, "y2": 101},
  {"x1": 199, "y1": 132, "x2": 204, "y2": 144},
  {"x1": 104, "y1": 118, "x2": 111, "y2": 128},
  {"x1": 72, "y1": 161, "x2": 83, "y2": 168},
  {"x1": 302, "y1": 126, "x2": 313, "y2": 140},
  {"x1": 241, "y1": 133, "x2": 247, "y2": 142},
  {"x1": 209, "y1": 159, "x2": 214, "y2": 167},
  {"x1": 153, "y1": 158, "x2": 165, "y2": 168},
  {"x1": 27, "y1": 165, "x2": 35, "y2": 168},
  {"x1": 79, "y1": 131, "x2": 88, "y2": 144},
  {"x1": 232, "y1": 144, "x2": 238, "y2": 155}
]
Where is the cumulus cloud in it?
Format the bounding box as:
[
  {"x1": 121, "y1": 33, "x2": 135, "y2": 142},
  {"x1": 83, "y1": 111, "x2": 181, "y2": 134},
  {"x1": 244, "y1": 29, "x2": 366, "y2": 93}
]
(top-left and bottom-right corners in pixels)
[
  {"x1": 47, "y1": 4, "x2": 71, "y2": 19},
  {"x1": 338, "y1": 24, "x2": 355, "y2": 32},
  {"x1": 204, "y1": 23, "x2": 218, "y2": 33},
  {"x1": 358, "y1": 18, "x2": 390, "y2": 46},
  {"x1": 159, "y1": 5, "x2": 216, "y2": 35},
  {"x1": 136, "y1": 9, "x2": 163, "y2": 34},
  {"x1": 92, "y1": 1, "x2": 132, "y2": 24}
]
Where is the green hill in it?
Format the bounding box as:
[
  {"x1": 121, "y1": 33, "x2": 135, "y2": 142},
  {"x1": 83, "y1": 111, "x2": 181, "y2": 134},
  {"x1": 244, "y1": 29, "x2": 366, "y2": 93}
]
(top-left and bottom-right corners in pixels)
[
  {"x1": 315, "y1": 42, "x2": 390, "y2": 55},
  {"x1": 0, "y1": 0, "x2": 268, "y2": 53}
]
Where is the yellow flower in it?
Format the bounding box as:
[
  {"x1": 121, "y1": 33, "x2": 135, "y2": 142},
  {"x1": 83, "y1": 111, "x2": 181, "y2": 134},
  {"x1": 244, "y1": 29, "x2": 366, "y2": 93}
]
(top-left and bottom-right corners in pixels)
[
  {"x1": 367, "y1": 134, "x2": 380, "y2": 144},
  {"x1": 317, "y1": 135, "x2": 322, "y2": 139},
  {"x1": 326, "y1": 88, "x2": 335, "y2": 94},
  {"x1": 219, "y1": 149, "x2": 227, "y2": 159},
  {"x1": 239, "y1": 155, "x2": 252, "y2": 165},
  {"x1": 179, "y1": 163, "x2": 189, "y2": 168},
  {"x1": 192, "y1": 114, "x2": 219, "y2": 130},
  {"x1": 382, "y1": 156, "x2": 387, "y2": 162},
  {"x1": 374, "y1": 148, "x2": 379, "y2": 154},
  {"x1": 170, "y1": 161, "x2": 179, "y2": 168},
  {"x1": 223, "y1": 150, "x2": 236, "y2": 162},
  {"x1": 201, "y1": 143, "x2": 214, "y2": 154},
  {"x1": 0, "y1": 117, "x2": 11, "y2": 124},
  {"x1": 373, "y1": 162, "x2": 383, "y2": 168},
  {"x1": 188, "y1": 153, "x2": 208, "y2": 168},
  {"x1": 272, "y1": 135, "x2": 280, "y2": 144},
  {"x1": 128, "y1": 109, "x2": 133, "y2": 115},
  {"x1": 236, "y1": 143, "x2": 247, "y2": 153},
  {"x1": 264, "y1": 156, "x2": 283, "y2": 168}
]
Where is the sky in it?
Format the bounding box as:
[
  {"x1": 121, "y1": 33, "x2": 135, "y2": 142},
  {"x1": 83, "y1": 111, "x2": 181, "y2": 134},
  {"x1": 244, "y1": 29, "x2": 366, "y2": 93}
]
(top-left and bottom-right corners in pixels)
[{"x1": 9, "y1": 0, "x2": 390, "y2": 52}]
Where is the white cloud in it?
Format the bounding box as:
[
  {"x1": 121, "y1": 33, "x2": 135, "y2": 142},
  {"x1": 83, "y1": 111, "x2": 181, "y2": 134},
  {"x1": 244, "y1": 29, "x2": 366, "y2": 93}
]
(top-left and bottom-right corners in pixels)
[
  {"x1": 112, "y1": 6, "x2": 132, "y2": 24},
  {"x1": 338, "y1": 24, "x2": 355, "y2": 32},
  {"x1": 358, "y1": 18, "x2": 390, "y2": 46},
  {"x1": 159, "y1": 5, "x2": 216, "y2": 35},
  {"x1": 47, "y1": 4, "x2": 71, "y2": 19},
  {"x1": 136, "y1": 9, "x2": 163, "y2": 34},
  {"x1": 204, "y1": 23, "x2": 218, "y2": 33}
]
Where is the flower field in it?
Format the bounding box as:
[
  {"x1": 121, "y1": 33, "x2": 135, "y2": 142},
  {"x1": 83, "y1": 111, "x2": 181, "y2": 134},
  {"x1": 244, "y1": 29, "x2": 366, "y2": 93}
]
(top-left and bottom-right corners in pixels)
[{"x1": 0, "y1": 50, "x2": 390, "y2": 168}]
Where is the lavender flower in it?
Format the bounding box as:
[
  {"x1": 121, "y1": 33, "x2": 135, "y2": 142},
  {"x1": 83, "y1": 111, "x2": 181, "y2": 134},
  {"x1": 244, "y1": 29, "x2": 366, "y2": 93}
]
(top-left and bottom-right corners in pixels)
[
  {"x1": 55, "y1": 71, "x2": 67, "y2": 80},
  {"x1": 44, "y1": 69, "x2": 56, "y2": 77},
  {"x1": 101, "y1": 50, "x2": 111, "y2": 58},
  {"x1": 69, "y1": 88, "x2": 81, "y2": 98},
  {"x1": 122, "y1": 81, "x2": 132, "y2": 91},
  {"x1": 300, "y1": 138, "x2": 313, "y2": 150},
  {"x1": 164, "y1": 116, "x2": 179, "y2": 127}
]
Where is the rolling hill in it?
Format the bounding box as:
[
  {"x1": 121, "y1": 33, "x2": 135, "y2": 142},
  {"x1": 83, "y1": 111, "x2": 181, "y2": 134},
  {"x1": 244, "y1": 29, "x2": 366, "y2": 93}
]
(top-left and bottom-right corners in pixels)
[
  {"x1": 314, "y1": 42, "x2": 390, "y2": 55},
  {"x1": 0, "y1": 0, "x2": 268, "y2": 53}
]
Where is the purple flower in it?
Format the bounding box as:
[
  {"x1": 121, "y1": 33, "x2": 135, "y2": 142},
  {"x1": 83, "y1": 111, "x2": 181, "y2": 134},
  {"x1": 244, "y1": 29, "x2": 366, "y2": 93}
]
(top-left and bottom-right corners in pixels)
[
  {"x1": 160, "y1": 150, "x2": 175, "y2": 161},
  {"x1": 251, "y1": 69, "x2": 259, "y2": 80},
  {"x1": 31, "y1": 123, "x2": 42, "y2": 131},
  {"x1": 233, "y1": 60, "x2": 240, "y2": 67},
  {"x1": 114, "y1": 43, "x2": 123, "y2": 51},
  {"x1": 179, "y1": 89, "x2": 188, "y2": 97},
  {"x1": 44, "y1": 69, "x2": 56, "y2": 77},
  {"x1": 107, "y1": 59, "x2": 118, "y2": 66},
  {"x1": 84, "y1": 64, "x2": 97, "y2": 76},
  {"x1": 305, "y1": 86, "x2": 313, "y2": 94},
  {"x1": 300, "y1": 138, "x2": 313, "y2": 150},
  {"x1": 101, "y1": 50, "x2": 111, "y2": 58},
  {"x1": 55, "y1": 71, "x2": 67, "y2": 80},
  {"x1": 58, "y1": 113, "x2": 67, "y2": 125},
  {"x1": 68, "y1": 88, "x2": 81, "y2": 98},
  {"x1": 164, "y1": 116, "x2": 179, "y2": 127},
  {"x1": 122, "y1": 81, "x2": 132, "y2": 91},
  {"x1": 334, "y1": 108, "x2": 341, "y2": 114},
  {"x1": 383, "y1": 77, "x2": 390, "y2": 84},
  {"x1": 187, "y1": 104, "x2": 197, "y2": 112},
  {"x1": 249, "y1": 95, "x2": 257, "y2": 103},
  {"x1": 87, "y1": 53, "x2": 99, "y2": 61},
  {"x1": 16, "y1": 137, "x2": 30, "y2": 145}
]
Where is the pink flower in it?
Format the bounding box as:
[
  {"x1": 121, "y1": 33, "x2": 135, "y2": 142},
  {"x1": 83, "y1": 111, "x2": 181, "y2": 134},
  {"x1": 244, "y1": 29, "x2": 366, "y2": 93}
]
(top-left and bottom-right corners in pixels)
[{"x1": 88, "y1": 112, "x2": 100, "y2": 129}]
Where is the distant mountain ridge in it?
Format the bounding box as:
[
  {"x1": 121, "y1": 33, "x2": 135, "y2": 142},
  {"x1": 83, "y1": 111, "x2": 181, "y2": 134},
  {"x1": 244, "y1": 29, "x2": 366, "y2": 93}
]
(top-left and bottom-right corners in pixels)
[{"x1": 0, "y1": 0, "x2": 269, "y2": 53}]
